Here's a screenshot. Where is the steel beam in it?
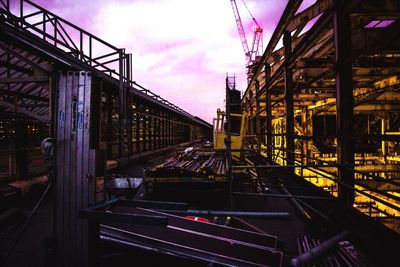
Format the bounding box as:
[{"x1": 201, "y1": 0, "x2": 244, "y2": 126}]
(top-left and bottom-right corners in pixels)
[
  {"x1": 357, "y1": 179, "x2": 400, "y2": 192},
  {"x1": 135, "y1": 102, "x2": 140, "y2": 153},
  {"x1": 255, "y1": 79, "x2": 261, "y2": 150},
  {"x1": 0, "y1": 96, "x2": 49, "y2": 122},
  {"x1": 106, "y1": 91, "x2": 113, "y2": 159},
  {"x1": 245, "y1": 0, "x2": 302, "y2": 96},
  {"x1": 141, "y1": 109, "x2": 146, "y2": 151},
  {"x1": 334, "y1": 3, "x2": 354, "y2": 206},
  {"x1": 265, "y1": 64, "x2": 273, "y2": 162},
  {"x1": 287, "y1": 0, "x2": 333, "y2": 33},
  {"x1": 0, "y1": 59, "x2": 33, "y2": 74},
  {"x1": 0, "y1": 76, "x2": 48, "y2": 84},
  {"x1": 284, "y1": 31, "x2": 295, "y2": 172}
]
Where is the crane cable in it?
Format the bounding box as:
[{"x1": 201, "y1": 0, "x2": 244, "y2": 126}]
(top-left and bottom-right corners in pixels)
[{"x1": 240, "y1": 0, "x2": 260, "y2": 27}]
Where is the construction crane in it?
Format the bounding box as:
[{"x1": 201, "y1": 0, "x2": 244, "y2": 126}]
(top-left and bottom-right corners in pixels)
[{"x1": 230, "y1": 0, "x2": 263, "y2": 81}]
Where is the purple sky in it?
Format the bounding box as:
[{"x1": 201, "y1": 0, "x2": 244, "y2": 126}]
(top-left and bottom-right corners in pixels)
[{"x1": 21, "y1": 0, "x2": 315, "y2": 122}]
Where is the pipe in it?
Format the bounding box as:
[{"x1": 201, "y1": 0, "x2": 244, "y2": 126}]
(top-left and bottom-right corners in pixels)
[
  {"x1": 231, "y1": 217, "x2": 269, "y2": 234},
  {"x1": 290, "y1": 231, "x2": 349, "y2": 267},
  {"x1": 280, "y1": 184, "x2": 311, "y2": 220},
  {"x1": 154, "y1": 209, "x2": 290, "y2": 219},
  {"x1": 232, "y1": 164, "x2": 339, "y2": 169},
  {"x1": 232, "y1": 191, "x2": 333, "y2": 200}
]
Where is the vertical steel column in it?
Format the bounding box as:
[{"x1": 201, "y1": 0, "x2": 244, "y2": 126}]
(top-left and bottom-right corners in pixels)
[
  {"x1": 178, "y1": 117, "x2": 181, "y2": 144},
  {"x1": 126, "y1": 54, "x2": 133, "y2": 158},
  {"x1": 225, "y1": 76, "x2": 234, "y2": 210},
  {"x1": 106, "y1": 91, "x2": 113, "y2": 159},
  {"x1": 334, "y1": 3, "x2": 354, "y2": 206},
  {"x1": 249, "y1": 90, "x2": 254, "y2": 135},
  {"x1": 153, "y1": 109, "x2": 157, "y2": 149},
  {"x1": 255, "y1": 79, "x2": 261, "y2": 152},
  {"x1": 157, "y1": 111, "x2": 161, "y2": 148},
  {"x1": 169, "y1": 114, "x2": 172, "y2": 145},
  {"x1": 161, "y1": 112, "x2": 166, "y2": 147},
  {"x1": 177, "y1": 117, "x2": 181, "y2": 144},
  {"x1": 301, "y1": 107, "x2": 308, "y2": 178},
  {"x1": 145, "y1": 109, "x2": 149, "y2": 151},
  {"x1": 150, "y1": 108, "x2": 154, "y2": 150},
  {"x1": 172, "y1": 115, "x2": 175, "y2": 144},
  {"x1": 381, "y1": 113, "x2": 388, "y2": 164},
  {"x1": 127, "y1": 92, "x2": 133, "y2": 158},
  {"x1": 143, "y1": 107, "x2": 147, "y2": 152},
  {"x1": 165, "y1": 113, "x2": 169, "y2": 146},
  {"x1": 265, "y1": 64, "x2": 273, "y2": 162},
  {"x1": 173, "y1": 116, "x2": 176, "y2": 145},
  {"x1": 136, "y1": 103, "x2": 141, "y2": 153},
  {"x1": 177, "y1": 118, "x2": 180, "y2": 144},
  {"x1": 148, "y1": 108, "x2": 153, "y2": 151},
  {"x1": 166, "y1": 113, "x2": 169, "y2": 146},
  {"x1": 118, "y1": 49, "x2": 125, "y2": 158},
  {"x1": 189, "y1": 122, "x2": 194, "y2": 143},
  {"x1": 283, "y1": 32, "x2": 294, "y2": 172},
  {"x1": 153, "y1": 108, "x2": 157, "y2": 149}
]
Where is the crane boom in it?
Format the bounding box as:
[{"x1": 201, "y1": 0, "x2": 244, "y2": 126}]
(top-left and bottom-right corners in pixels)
[
  {"x1": 230, "y1": 0, "x2": 263, "y2": 82},
  {"x1": 230, "y1": 0, "x2": 250, "y2": 63}
]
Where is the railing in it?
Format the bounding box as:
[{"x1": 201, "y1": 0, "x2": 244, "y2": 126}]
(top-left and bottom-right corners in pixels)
[
  {"x1": 0, "y1": 0, "x2": 195, "y2": 119},
  {"x1": 0, "y1": 0, "x2": 127, "y2": 80}
]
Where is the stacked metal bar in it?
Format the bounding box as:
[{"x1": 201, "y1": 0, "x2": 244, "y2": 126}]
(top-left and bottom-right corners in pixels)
[
  {"x1": 296, "y1": 236, "x2": 370, "y2": 266},
  {"x1": 145, "y1": 149, "x2": 226, "y2": 179}
]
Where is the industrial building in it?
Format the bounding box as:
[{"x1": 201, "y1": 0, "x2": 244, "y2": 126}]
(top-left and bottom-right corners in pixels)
[{"x1": 0, "y1": 0, "x2": 399, "y2": 266}]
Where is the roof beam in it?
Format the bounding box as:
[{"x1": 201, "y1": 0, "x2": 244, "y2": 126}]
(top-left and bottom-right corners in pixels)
[
  {"x1": 247, "y1": 0, "x2": 303, "y2": 90},
  {"x1": 0, "y1": 87, "x2": 48, "y2": 102},
  {"x1": 0, "y1": 41, "x2": 52, "y2": 72},
  {"x1": 287, "y1": 0, "x2": 333, "y2": 32},
  {"x1": 294, "y1": 58, "x2": 334, "y2": 68},
  {"x1": 0, "y1": 60, "x2": 33, "y2": 74},
  {"x1": 0, "y1": 97, "x2": 49, "y2": 123},
  {"x1": 0, "y1": 76, "x2": 49, "y2": 84}
]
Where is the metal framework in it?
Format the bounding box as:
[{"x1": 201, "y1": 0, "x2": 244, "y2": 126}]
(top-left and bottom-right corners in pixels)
[
  {"x1": 230, "y1": 0, "x2": 263, "y2": 81},
  {"x1": 0, "y1": 0, "x2": 212, "y2": 181},
  {"x1": 0, "y1": 2, "x2": 213, "y2": 266},
  {"x1": 241, "y1": 0, "x2": 400, "y2": 233}
]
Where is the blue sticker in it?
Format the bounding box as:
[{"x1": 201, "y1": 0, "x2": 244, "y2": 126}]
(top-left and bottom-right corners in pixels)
[
  {"x1": 78, "y1": 112, "x2": 83, "y2": 129},
  {"x1": 59, "y1": 111, "x2": 65, "y2": 128}
]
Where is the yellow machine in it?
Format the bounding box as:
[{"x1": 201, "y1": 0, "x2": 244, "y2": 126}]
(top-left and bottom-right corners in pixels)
[{"x1": 213, "y1": 108, "x2": 247, "y2": 158}]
